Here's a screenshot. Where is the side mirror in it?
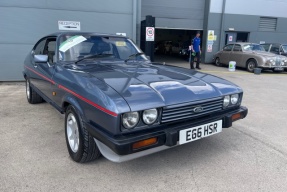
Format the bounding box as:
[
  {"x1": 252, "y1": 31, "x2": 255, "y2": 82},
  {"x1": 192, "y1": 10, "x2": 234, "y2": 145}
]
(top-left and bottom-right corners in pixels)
[{"x1": 34, "y1": 55, "x2": 48, "y2": 63}]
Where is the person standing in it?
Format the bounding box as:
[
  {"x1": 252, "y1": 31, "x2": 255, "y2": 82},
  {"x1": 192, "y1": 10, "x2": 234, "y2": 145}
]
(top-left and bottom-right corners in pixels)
[{"x1": 189, "y1": 32, "x2": 201, "y2": 69}]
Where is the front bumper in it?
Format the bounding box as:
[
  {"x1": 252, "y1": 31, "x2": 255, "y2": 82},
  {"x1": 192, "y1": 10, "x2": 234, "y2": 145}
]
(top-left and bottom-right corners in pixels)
[{"x1": 86, "y1": 106, "x2": 248, "y2": 162}]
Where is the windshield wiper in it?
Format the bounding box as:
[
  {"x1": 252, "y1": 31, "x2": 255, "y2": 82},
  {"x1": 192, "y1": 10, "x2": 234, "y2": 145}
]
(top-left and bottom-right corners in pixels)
[
  {"x1": 124, "y1": 53, "x2": 145, "y2": 63},
  {"x1": 75, "y1": 54, "x2": 114, "y2": 64}
]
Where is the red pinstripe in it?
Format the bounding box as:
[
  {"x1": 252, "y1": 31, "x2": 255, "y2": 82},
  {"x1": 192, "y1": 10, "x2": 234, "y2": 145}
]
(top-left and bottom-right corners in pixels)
[
  {"x1": 25, "y1": 65, "x2": 118, "y2": 117},
  {"x1": 25, "y1": 66, "x2": 55, "y2": 84}
]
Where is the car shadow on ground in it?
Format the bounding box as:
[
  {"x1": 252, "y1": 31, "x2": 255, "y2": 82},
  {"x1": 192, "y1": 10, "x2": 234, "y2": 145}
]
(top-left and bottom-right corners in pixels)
[{"x1": 86, "y1": 129, "x2": 241, "y2": 170}]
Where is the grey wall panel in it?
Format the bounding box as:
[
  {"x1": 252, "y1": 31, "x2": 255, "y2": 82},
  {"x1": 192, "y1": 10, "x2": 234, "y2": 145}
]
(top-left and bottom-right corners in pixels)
[
  {"x1": 276, "y1": 18, "x2": 287, "y2": 33},
  {"x1": 249, "y1": 32, "x2": 287, "y2": 44},
  {"x1": 141, "y1": 0, "x2": 205, "y2": 29},
  {"x1": 0, "y1": 0, "x2": 133, "y2": 14},
  {"x1": 0, "y1": 1, "x2": 135, "y2": 81},
  {"x1": 210, "y1": 0, "x2": 287, "y2": 18},
  {"x1": 223, "y1": 14, "x2": 287, "y2": 33},
  {"x1": 155, "y1": 18, "x2": 203, "y2": 30},
  {"x1": 224, "y1": 0, "x2": 287, "y2": 18},
  {"x1": 0, "y1": 44, "x2": 33, "y2": 81},
  {"x1": 209, "y1": 0, "x2": 224, "y2": 13},
  {"x1": 0, "y1": 7, "x2": 133, "y2": 44},
  {"x1": 223, "y1": 14, "x2": 260, "y2": 32}
]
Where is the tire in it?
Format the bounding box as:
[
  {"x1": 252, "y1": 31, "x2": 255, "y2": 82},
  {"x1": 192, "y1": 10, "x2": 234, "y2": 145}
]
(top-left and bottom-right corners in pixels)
[
  {"x1": 246, "y1": 59, "x2": 257, "y2": 73},
  {"x1": 65, "y1": 105, "x2": 101, "y2": 163},
  {"x1": 215, "y1": 57, "x2": 222, "y2": 67},
  {"x1": 26, "y1": 78, "x2": 43, "y2": 104}
]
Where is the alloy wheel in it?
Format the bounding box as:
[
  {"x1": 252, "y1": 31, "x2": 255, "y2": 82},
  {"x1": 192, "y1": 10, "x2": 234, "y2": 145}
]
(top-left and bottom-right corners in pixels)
[{"x1": 66, "y1": 113, "x2": 80, "y2": 153}]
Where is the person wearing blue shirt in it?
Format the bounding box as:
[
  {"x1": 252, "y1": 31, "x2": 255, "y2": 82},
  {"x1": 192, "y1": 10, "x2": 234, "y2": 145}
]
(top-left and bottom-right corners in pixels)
[{"x1": 190, "y1": 32, "x2": 201, "y2": 69}]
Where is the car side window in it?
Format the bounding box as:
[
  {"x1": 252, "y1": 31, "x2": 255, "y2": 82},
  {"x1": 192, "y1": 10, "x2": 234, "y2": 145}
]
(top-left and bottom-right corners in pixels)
[
  {"x1": 44, "y1": 39, "x2": 56, "y2": 63},
  {"x1": 270, "y1": 45, "x2": 280, "y2": 53},
  {"x1": 279, "y1": 46, "x2": 284, "y2": 53},
  {"x1": 34, "y1": 39, "x2": 47, "y2": 55},
  {"x1": 261, "y1": 44, "x2": 270, "y2": 51},
  {"x1": 233, "y1": 44, "x2": 242, "y2": 52},
  {"x1": 223, "y1": 44, "x2": 233, "y2": 51}
]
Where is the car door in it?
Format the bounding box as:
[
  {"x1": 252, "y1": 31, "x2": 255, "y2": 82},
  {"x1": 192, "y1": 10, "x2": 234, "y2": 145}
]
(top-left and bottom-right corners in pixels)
[
  {"x1": 220, "y1": 44, "x2": 234, "y2": 64},
  {"x1": 30, "y1": 37, "x2": 57, "y2": 101},
  {"x1": 229, "y1": 44, "x2": 243, "y2": 67}
]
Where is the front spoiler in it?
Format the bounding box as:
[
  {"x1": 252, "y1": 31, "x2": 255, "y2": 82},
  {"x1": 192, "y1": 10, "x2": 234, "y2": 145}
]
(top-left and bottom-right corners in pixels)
[{"x1": 87, "y1": 106, "x2": 248, "y2": 162}]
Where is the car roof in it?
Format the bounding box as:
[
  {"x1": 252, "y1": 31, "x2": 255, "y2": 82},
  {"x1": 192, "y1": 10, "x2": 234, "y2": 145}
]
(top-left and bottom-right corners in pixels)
[
  {"x1": 45, "y1": 32, "x2": 127, "y2": 38},
  {"x1": 226, "y1": 42, "x2": 260, "y2": 46},
  {"x1": 261, "y1": 43, "x2": 281, "y2": 45},
  {"x1": 261, "y1": 42, "x2": 287, "y2": 45}
]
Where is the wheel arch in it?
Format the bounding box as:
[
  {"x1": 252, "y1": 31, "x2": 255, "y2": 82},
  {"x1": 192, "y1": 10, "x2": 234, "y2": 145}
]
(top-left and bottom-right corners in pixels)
[
  {"x1": 23, "y1": 71, "x2": 28, "y2": 80},
  {"x1": 245, "y1": 58, "x2": 258, "y2": 68},
  {"x1": 214, "y1": 56, "x2": 224, "y2": 67},
  {"x1": 61, "y1": 95, "x2": 86, "y2": 121}
]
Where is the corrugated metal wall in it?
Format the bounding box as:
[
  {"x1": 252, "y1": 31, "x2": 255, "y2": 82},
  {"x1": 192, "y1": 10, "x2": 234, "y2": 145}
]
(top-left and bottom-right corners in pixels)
[
  {"x1": 141, "y1": 0, "x2": 206, "y2": 29},
  {"x1": 0, "y1": 0, "x2": 134, "y2": 81}
]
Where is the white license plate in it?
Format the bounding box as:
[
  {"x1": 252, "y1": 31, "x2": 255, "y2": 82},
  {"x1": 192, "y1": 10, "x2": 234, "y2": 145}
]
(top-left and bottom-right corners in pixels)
[
  {"x1": 179, "y1": 120, "x2": 223, "y2": 145},
  {"x1": 274, "y1": 67, "x2": 283, "y2": 71}
]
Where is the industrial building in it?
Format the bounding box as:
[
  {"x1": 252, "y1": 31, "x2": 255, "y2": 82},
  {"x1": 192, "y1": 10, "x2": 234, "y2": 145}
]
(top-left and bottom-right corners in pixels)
[{"x1": 1, "y1": 0, "x2": 287, "y2": 80}]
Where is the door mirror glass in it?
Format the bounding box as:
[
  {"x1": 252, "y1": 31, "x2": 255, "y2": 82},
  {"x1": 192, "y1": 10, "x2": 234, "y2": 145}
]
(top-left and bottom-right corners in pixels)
[{"x1": 34, "y1": 55, "x2": 48, "y2": 63}]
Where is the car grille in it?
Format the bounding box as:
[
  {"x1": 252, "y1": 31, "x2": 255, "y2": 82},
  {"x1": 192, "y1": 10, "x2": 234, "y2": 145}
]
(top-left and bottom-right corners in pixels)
[
  {"x1": 161, "y1": 98, "x2": 223, "y2": 123},
  {"x1": 275, "y1": 57, "x2": 281, "y2": 66}
]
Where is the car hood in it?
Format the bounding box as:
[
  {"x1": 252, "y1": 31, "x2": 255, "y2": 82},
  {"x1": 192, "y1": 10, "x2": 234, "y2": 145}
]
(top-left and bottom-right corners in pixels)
[
  {"x1": 68, "y1": 62, "x2": 242, "y2": 111},
  {"x1": 246, "y1": 51, "x2": 277, "y2": 57}
]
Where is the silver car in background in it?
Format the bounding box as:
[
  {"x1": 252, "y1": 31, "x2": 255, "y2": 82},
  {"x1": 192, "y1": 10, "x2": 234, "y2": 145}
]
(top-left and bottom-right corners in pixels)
[{"x1": 213, "y1": 43, "x2": 287, "y2": 72}]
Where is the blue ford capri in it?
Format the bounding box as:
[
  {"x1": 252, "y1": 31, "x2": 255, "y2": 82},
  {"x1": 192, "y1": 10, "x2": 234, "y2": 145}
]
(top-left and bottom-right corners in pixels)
[{"x1": 23, "y1": 32, "x2": 248, "y2": 163}]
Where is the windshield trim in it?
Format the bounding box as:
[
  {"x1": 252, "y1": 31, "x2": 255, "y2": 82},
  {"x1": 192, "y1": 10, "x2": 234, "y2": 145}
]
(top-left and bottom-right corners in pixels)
[{"x1": 57, "y1": 34, "x2": 147, "y2": 63}]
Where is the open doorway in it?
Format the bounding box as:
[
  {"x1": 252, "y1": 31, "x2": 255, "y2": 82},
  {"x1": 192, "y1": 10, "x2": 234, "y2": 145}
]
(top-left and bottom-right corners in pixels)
[{"x1": 154, "y1": 28, "x2": 203, "y2": 62}]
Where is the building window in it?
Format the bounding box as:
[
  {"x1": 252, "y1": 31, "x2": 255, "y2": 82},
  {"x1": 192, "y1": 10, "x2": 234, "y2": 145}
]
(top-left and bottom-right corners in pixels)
[{"x1": 259, "y1": 17, "x2": 277, "y2": 31}]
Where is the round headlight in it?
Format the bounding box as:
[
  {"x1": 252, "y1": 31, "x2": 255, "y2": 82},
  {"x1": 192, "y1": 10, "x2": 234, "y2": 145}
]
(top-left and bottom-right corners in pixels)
[
  {"x1": 143, "y1": 109, "x2": 158, "y2": 125},
  {"x1": 223, "y1": 95, "x2": 230, "y2": 107},
  {"x1": 231, "y1": 94, "x2": 239, "y2": 105},
  {"x1": 122, "y1": 112, "x2": 139, "y2": 129}
]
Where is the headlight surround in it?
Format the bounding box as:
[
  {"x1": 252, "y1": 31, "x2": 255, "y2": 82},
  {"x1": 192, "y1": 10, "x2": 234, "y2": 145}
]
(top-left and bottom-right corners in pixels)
[
  {"x1": 122, "y1": 112, "x2": 139, "y2": 129},
  {"x1": 268, "y1": 59, "x2": 275, "y2": 66},
  {"x1": 142, "y1": 109, "x2": 158, "y2": 125},
  {"x1": 223, "y1": 95, "x2": 230, "y2": 107},
  {"x1": 231, "y1": 94, "x2": 239, "y2": 105}
]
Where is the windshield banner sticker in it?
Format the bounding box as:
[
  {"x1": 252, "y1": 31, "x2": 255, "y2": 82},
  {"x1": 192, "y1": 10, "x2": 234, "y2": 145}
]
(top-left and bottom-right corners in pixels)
[
  {"x1": 115, "y1": 41, "x2": 127, "y2": 47},
  {"x1": 59, "y1": 35, "x2": 87, "y2": 52}
]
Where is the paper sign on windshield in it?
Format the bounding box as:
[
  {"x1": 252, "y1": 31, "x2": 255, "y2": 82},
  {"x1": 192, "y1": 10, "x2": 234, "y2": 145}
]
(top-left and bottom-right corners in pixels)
[
  {"x1": 59, "y1": 35, "x2": 87, "y2": 52},
  {"x1": 115, "y1": 41, "x2": 126, "y2": 47}
]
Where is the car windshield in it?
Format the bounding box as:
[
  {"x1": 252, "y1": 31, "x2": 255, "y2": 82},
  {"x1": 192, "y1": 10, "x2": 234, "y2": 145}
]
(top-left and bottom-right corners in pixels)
[
  {"x1": 282, "y1": 45, "x2": 287, "y2": 52},
  {"x1": 58, "y1": 35, "x2": 148, "y2": 62},
  {"x1": 242, "y1": 44, "x2": 265, "y2": 52}
]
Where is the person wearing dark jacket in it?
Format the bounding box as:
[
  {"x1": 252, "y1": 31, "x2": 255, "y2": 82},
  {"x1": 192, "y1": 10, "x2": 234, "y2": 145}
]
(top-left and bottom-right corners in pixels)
[{"x1": 189, "y1": 32, "x2": 201, "y2": 69}]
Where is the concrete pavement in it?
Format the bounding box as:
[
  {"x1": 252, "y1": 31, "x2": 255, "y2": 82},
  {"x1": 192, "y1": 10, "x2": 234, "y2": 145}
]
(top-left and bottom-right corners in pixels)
[{"x1": 1, "y1": 61, "x2": 287, "y2": 192}]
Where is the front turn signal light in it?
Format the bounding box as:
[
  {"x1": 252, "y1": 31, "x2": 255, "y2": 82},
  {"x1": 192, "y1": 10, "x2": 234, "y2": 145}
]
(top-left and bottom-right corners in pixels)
[
  {"x1": 132, "y1": 137, "x2": 157, "y2": 150},
  {"x1": 232, "y1": 113, "x2": 241, "y2": 121}
]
